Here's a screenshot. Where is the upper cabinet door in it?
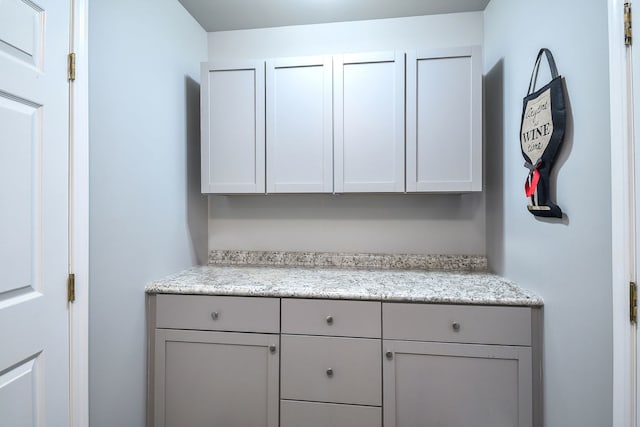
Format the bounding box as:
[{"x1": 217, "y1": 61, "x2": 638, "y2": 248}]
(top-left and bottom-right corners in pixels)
[
  {"x1": 406, "y1": 46, "x2": 482, "y2": 192},
  {"x1": 201, "y1": 61, "x2": 265, "y2": 194},
  {"x1": 266, "y1": 56, "x2": 333, "y2": 193},
  {"x1": 334, "y1": 51, "x2": 405, "y2": 193}
]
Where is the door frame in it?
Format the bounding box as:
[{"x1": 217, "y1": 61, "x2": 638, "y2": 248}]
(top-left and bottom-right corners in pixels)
[
  {"x1": 62, "y1": 1, "x2": 637, "y2": 426},
  {"x1": 610, "y1": 0, "x2": 636, "y2": 426},
  {"x1": 69, "y1": 0, "x2": 89, "y2": 425}
]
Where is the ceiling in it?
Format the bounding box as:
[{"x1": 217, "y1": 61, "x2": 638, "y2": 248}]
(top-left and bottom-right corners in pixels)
[{"x1": 178, "y1": 0, "x2": 491, "y2": 32}]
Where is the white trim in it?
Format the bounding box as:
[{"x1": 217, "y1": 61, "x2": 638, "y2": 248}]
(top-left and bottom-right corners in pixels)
[
  {"x1": 69, "y1": 0, "x2": 89, "y2": 425},
  {"x1": 610, "y1": 0, "x2": 636, "y2": 426}
]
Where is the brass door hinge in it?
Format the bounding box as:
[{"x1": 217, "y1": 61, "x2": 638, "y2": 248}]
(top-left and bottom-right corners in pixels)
[
  {"x1": 68, "y1": 273, "x2": 76, "y2": 303},
  {"x1": 68, "y1": 52, "x2": 76, "y2": 81},
  {"x1": 631, "y1": 282, "x2": 637, "y2": 323},
  {"x1": 625, "y1": 3, "x2": 632, "y2": 46}
]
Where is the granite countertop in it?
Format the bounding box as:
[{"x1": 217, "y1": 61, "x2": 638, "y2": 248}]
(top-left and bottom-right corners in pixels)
[{"x1": 146, "y1": 251, "x2": 543, "y2": 307}]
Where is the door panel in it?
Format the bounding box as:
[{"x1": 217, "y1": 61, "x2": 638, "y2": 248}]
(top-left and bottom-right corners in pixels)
[
  {"x1": 0, "y1": 0, "x2": 44, "y2": 67},
  {"x1": 0, "y1": 0, "x2": 70, "y2": 425},
  {"x1": 155, "y1": 329, "x2": 280, "y2": 427},
  {"x1": 383, "y1": 340, "x2": 532, "y2": 427},
  {"x1": 0, "y1": 94, "x2": 39, "y2": 296},
  {"x1": 0, "y1": 356, "x2": 39, "y2": 427}
]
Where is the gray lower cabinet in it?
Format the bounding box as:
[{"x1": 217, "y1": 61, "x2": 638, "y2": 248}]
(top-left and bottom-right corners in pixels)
[
  {"x1": 382, "y1": 302, "x2": 541, "y2": 427},
  {"x1": 383, "y1": 340, "x2": 532, "y2": 427},
  {"x1": 280, "y1": 298, "x2": 383, "y2": 427},
  {"x1": 154, "y1": 330, "x2": 279, "y2": 427},
  {"x1": 149, "y1": 295, "x2": 280, "y2": 427},
  {"x1": 148, "y1": 295, "x2": 540, "y2": 427}
]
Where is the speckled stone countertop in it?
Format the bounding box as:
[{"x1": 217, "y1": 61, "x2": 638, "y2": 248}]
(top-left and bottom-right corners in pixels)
[
  {"x1": 208, "y1": 250, "x2": 488, "y2": 272},
  {"x1": 146, "y1": 252, "x2": 542, "y2": 306}
]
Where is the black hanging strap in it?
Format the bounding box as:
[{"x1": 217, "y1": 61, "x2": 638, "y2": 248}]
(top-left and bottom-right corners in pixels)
[{"x1": 527, "y1": 48, "x2": 559, "y2": 95}]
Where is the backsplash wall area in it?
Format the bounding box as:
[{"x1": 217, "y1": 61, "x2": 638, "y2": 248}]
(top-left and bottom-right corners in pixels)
[
  {"x1": 207, "y1": 12, "x2": 486, "y2": 256},
  {"x1": 209, "y1": 194, "x2": 485, "y2": 255}
]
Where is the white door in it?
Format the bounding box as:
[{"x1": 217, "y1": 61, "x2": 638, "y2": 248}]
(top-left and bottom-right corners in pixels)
[{"x1": 0, "y1": 0, "x2": 71, "y2": 425}]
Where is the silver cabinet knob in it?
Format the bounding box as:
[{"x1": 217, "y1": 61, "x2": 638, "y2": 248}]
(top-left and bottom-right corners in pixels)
[
  {"x1": 211, "y1": 311, "x2": 219, "y2": 321},
  {"x1": 326, "y1": 368, "x2": 334, "y2": 377},
  {"x1": 452, "y1": 321, "x2": 461, "y2": 331},
  {"x1": 326, "y1": 315, "x2": 334, "y2": 325},
  {"x1": 385, "y1": 351, "x2": 393, "y2": 360},
  {"x1": 269, "y1": 345, "x2": 277, "y2": 354}
]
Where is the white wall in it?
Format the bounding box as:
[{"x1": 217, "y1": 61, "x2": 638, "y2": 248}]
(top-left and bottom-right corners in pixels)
[
  {"x1": 88, "y1": 1, "x2": 207, "y2": 425},
  {"x1": 484, "y1": 1, "x2": 612, "y2": 426},
  {"x1": 208, "y1": 12, "x2": 486, "y2": 255}
]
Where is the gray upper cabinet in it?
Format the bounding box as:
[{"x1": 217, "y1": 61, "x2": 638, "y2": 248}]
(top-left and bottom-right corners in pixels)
[
  {"x1": 201, "y1": 61, "x2": 265, "y2": 194},
  {"x1": 266, "y1": 56, "x2": 333, "y2": 193},
  {"x1": 201, "y1": 47, "x2": 482, "y2": 194},
  {"x1": 406, "y1": 46, "x2": 482, "y2": 192},
  {"x1": 334, "y1": 51, "x2": 405, "y2": 193}
]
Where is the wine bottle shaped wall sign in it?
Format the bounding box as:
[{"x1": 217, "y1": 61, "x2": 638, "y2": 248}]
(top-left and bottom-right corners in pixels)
[{"x1": 520, "y1": 48, "x2": 566, "y2": 218}]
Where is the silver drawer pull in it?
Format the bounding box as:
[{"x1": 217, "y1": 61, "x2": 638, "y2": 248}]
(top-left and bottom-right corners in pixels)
[
  {"x1": 326, "y1": 368, "x2": 334, "y2": 377},
  {"x1": 269, "y1": 345, "x2": 277, "y2": 354},
  {"x1": 326, "y1": 315, "x2": 334, "y2": 325},
  {"x1": 452, "y1": 321, "x2": 461, "y2": 331},
  {"x1": 211, "y1": 311, "x2": 219, "y2": 321},
  {"x1": 385, "y1": 351, "x2": 393, "y2": 360}
]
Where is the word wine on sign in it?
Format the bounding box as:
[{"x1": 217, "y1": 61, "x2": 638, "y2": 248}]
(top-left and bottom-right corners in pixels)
[{"x1": 520, "y1": 88, "x2": 553, "y2": 165}]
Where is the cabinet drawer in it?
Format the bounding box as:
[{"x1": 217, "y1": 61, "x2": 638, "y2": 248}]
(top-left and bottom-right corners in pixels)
[
  {"x1": 383, "y1": 303, "x2": 531, "y2": 346},
  {"x1": 281, "y1": 298, "x2": 381, "y2": 338},
  {"x1": 281, "y1": 400, "x2": 381, "y2": 427},
  {"x1": 155, "y1": 294, "x2": 280, "y2": 333},
  {"x1": 281, "y1": 335, "x2": 381, "y2": 406}
]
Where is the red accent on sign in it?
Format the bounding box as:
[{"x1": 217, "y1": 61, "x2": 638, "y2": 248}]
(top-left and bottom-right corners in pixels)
[{"x1": 525, "y1": 169, "x2": 540, "y2": 198}]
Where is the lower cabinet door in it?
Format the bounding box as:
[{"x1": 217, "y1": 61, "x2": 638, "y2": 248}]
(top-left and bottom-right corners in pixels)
[
  {"x1": 154, "y1": 329, "x2": 279, "y2": 427},
  {"x1": 383, "y1": 340, "x2": 532, "y2": 427},
  {"x1": 280, "y1": 400, "x2": 381, "y2": 427}
]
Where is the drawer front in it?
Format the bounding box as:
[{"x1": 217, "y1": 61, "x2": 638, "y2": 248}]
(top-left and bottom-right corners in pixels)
[
  {"x1": 155, "y1": 294, "x2": 280, "y2": 333},
  {"x1": 281, "y1": 400, "x2": 381, "y2": 427},
  {"x1": 282, "y1": 298, "x2": 381, "y2": 338},
  {"x1": 383, "y1": 303, "x2": 531, "y2": 346},
  {"x1": 281, "y1": 335, "x2": 381, "y2": 406}
]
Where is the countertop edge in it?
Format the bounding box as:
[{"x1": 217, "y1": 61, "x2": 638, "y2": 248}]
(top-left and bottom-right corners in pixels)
[
  {"x1": 144, "y1": 265, "x2": 544, "y2": 307},
  {"x1": 145, "y1": 286, "x2": 544, "y2": 307}
]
